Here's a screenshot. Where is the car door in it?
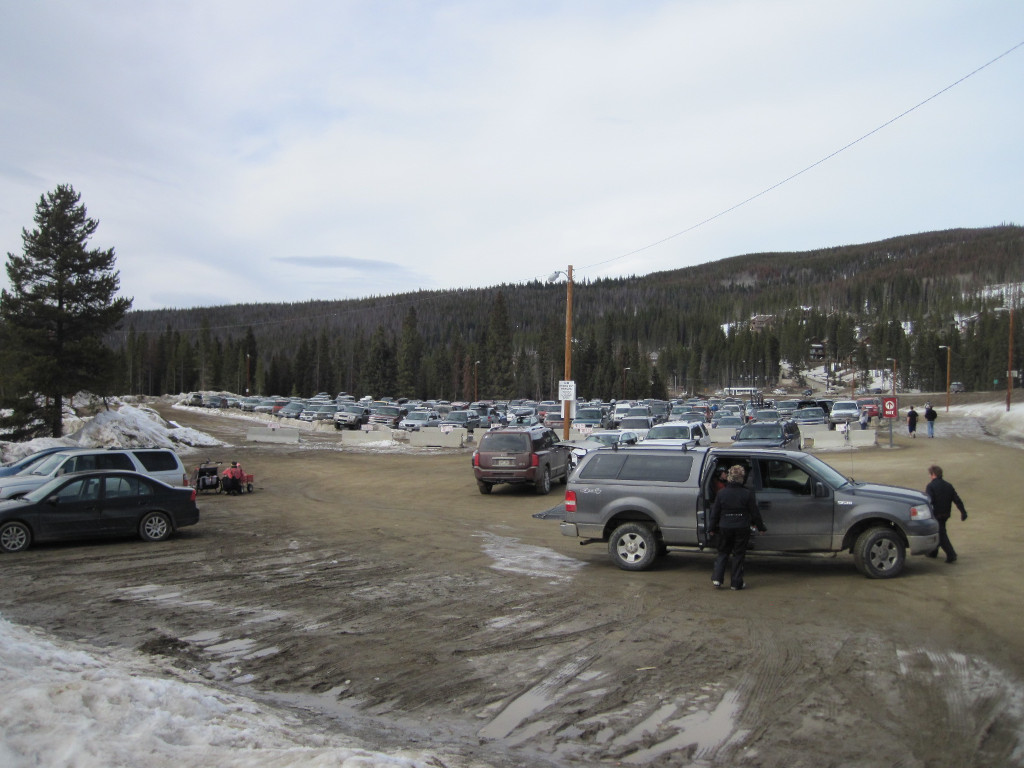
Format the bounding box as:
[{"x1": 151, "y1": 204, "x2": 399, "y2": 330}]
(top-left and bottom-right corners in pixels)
[
  {"x1": 100, "y1": 474, "x2": 157, "y2": 535},
  {"x1": 748, "y1": 457, "x2": 833, "y2": 550},
  {"x1": 35, "y1": 476, "x2": 106, "y2": 540}
]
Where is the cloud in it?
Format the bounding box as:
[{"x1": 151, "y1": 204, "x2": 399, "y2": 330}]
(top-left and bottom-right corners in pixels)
[{"x1": 1, "y1": 1, "x2": 1022, "y2": 309}]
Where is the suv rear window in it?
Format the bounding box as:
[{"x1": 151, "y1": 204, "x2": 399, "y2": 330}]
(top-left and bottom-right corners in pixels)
[
  {"x1": 579, "y1": 453, "x2": 694, "y2": 482},
  {"x1": 133, "y1": 450, "x2": 180, "y2": 472},
  {"x1": 478, "y1": 433, "x2": 531, "y2": 452}
]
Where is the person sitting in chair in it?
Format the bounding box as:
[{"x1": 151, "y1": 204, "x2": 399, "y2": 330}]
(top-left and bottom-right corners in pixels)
[{"x1": 222, "y1": 461, "x2": 245, "y2": 495}]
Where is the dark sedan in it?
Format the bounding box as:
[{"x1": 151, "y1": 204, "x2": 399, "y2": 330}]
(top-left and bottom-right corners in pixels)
[{"x1": 0, "y1": 470, "x2": 200, "y2": 553}]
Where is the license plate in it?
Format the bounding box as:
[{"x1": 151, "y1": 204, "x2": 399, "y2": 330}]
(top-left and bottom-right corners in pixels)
[{"x1": 493, "y1": 457, "x2": 515, "y2": 467}]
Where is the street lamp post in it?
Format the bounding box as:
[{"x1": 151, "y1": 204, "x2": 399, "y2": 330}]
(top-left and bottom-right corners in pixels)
[
  {"x1": 548, "y1": 266, "x2": 574, "y2": 441},
  {"x1": 622, "y1": 367, "x2": 630, "y2": 399},
  {"x1": 938, "y1": 345, "x2": 951, "y2": 412},
  {"x1": 474, "y1": 360, "x2": 480, "y2": 402}
]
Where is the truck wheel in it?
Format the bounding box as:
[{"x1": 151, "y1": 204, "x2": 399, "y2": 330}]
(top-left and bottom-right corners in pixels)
[
  {"x1": 609, "y1": 522, "x2": 660, "y2": 571},
  {"x1": 853, "y1": 526, "x2": 905, "y2": 578},
  {"x1": 534, "y1": 467, "x2": 552, "y2": 495},
  {"x1": 477, "y1": 481, "x2": 493, "y2": 495}
]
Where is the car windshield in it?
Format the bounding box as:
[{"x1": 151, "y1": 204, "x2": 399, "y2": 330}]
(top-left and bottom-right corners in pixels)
[
  {"x1": 406, "y1": 412, "x2": 430, "y2": 421},
  {"x1": 796, "y1": 408, "x2": 824, "y2": 418},
  {"x1": 377, "y1": 406, "x2": 401, "y2": 416},
  {"x1": 739, "y1": 424, "x2": 783, "y2": 439},
  {"x1": 28, "y1": 453, "x2": 71, "y2": 476},
  {"x1": 447, "y1": 411, "x2": 469, "y2": 422},
  {"x1": 619, "y1": 417, "x2": 649, "y2": 428},
  {"x1": 589, "y1": 433, "x2": 622, "y2": 447},
  {"x1": 22, "y1": 474, "x2": 77, "y2": 501},
  {"x1": 645, "y1": 425, "x2": 692, "y2": 440},
  {"x1": 754, "y1": 410, "x2": 780, "y2": 420},
  {"x1": 576, "y1": 409, "x2": 602, "y2": 419}
]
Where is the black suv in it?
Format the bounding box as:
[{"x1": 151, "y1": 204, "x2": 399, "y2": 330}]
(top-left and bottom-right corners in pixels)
[
  {"x1": 732, "y1": 419, "x2": 801, "y2": 449},
  {"x1": 472, "y1": 426, "x2": 572, "y2": 495}
]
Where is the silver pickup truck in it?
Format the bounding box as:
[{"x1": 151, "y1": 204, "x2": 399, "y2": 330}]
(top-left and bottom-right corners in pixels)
[{"x1": 559, "y1": 446, "x2": 939, "y2": 578}]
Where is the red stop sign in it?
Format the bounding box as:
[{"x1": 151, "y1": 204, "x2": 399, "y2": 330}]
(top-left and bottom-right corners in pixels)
[{"x1": 882, "y1": 396, "x2": 899, "y2": 419}]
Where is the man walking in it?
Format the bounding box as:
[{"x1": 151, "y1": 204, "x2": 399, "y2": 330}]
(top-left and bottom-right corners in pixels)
[
  {"x1": 906, "y1": 405, "x2": 919, "y2": 438},
  {"x1": 924, "y1": 403, "x2": 937, "y2": 438},
  {"x1": 708, "y1": 464, "x2": 766, "y2": 590},
  {"x1": 925, "y1": 465, "x2": 967, "y2": 563}
]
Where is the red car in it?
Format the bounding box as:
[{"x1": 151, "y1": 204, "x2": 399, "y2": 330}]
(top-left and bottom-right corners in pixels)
[{"x1": 857, "y1": 398, "x2": 880, "y2": 419}]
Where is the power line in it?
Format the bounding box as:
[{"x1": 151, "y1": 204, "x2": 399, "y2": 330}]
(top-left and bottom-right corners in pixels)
[{"x1": 580, "y1": 40, "x2": 1024, "y2": 274}]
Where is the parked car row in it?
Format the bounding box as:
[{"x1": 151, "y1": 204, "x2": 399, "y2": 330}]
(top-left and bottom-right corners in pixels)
[{"x1": 0, "y1": 446, "x2": 200, "y2": 553}]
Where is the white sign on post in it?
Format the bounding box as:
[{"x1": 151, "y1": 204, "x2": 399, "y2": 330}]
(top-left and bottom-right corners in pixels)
[{"x1": 558, "y1": 380, "x2": 576, "y2": 402}]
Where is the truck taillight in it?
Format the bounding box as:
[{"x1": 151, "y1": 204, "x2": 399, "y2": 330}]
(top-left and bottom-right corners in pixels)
[
  {"x1": 531, "y1": 453, "x2": 539, "y2": 467},
  {"x1": 472, "y1": 452, "x2": 480, "y2": 467},
  {"x1": 182, "y1": 473, "x2": 189, "y2": 487},
  {"x1": 565, "y1": 490, "x2": 576, "y2": 513}
]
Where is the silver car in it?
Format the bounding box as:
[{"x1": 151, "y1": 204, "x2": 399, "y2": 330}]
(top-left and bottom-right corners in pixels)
[{"x1": 398, "y1": 410, "x2": 441, "y2": 431}]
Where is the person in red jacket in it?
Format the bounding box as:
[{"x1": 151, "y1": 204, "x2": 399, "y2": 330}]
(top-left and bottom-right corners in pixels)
[{"x1": 222, "y1": 461, "x2": 245, "y2": 495}]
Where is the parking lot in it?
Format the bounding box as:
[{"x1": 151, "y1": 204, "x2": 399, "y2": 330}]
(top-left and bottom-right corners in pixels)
[{"x1": 1, "y1": 402, "x2": 1022, "y2": 767}]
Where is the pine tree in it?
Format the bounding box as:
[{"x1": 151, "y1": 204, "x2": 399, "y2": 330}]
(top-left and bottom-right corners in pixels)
[
  {"x1": 397, "y1": 307, "x2": 422, "y2": 397},
  {"x1": 483, "y1": 292, "x2": 515, "y2": 398},
  {"x1": 1, "y1": 185, "x2": 132, "y2": 437}
]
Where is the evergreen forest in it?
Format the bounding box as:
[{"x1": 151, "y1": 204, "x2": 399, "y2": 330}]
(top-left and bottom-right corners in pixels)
[{"x1": 112, "y1": 225, "x2": 1024, "y2": 402}]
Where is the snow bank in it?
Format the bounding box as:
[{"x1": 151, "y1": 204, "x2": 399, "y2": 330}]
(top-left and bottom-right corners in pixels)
[
  {"x1": 0, "y1": 617, "x2": 449, "y2": 768},
  {"x1": 1, "y1": 400, "x2": 224, "y2": 464}
]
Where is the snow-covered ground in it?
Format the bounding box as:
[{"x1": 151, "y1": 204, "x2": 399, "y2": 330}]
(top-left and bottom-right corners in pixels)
[{"x1": 0, "y1": 396, "x2": 1021, "y2": 767}]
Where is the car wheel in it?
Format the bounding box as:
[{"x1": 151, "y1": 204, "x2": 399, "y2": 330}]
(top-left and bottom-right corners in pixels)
[
  {"x1": 477, "y1": 481, "x2": 493, "y2": 495},
  {"x1": 853, "y1": 526, "x2": 905, "y2": 578},
  {"x1": 609, "y1": 522, "x2": 660, "y2": 571},
  {"x1": 139, "y1": 512, "x2": 173, "y2": 542},
  {"x1": 0, "y1": 521, "x2": 32, "y2": 553},
  {"x1": 534, "y1": 467, "x2": 552, "y2": 495}
]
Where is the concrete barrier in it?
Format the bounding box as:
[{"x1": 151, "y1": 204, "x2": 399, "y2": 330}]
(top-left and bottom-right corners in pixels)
[
  {"x1": 246, "y1": 426, "x2": 300, "y2": 444},
  {"x1": 805, "y1": 431, "x2": 848, "y2": 450},
  {"x1": 805, "y1": 428, "x2": 878, "y2": 450},
  {"x1": 410, "y1": 428, "x2": 466, "y2": 448},
  {"x1": 341, "y1": 428, "x2": 397, "y2": 446},
  {"x1": 849, "y1": 429, "x2": 877, "y2": 447},
  {"x1": 797, "y1": 423, "x2": 829, "y2": 449}
]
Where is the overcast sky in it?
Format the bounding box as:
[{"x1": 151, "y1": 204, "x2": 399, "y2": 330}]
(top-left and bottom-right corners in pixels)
[{"x1": 1, "y1": 1, "x2": 1021, "y2": 311}]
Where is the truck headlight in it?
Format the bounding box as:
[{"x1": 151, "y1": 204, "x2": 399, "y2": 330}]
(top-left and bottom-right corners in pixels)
[{"x1": 909, "y1": 505, "x2": 932, "y2": 520}]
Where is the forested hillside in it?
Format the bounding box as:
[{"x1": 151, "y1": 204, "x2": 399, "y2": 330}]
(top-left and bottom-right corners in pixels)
[{"x1": 115, "y1": 225, "x2": 1023, "y2": 401}]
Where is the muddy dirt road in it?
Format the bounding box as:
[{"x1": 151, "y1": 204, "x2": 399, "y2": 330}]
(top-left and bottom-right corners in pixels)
[{"x1": 2, "y1": 404, "x2": 1023, "y2": 767}]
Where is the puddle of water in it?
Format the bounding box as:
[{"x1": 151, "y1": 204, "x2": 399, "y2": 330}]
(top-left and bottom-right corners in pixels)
[
  {"x1": 620, "y1": 689, "x2": 746, "y2": 764},
  {"x1": 478, "y1": 655, "x2": 593, "y2": 740}
]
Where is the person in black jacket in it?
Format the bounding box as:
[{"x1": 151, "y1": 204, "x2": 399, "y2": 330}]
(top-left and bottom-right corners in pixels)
[
  {"x1": 925, "y1": 465, "x2": 967, "y2": 563},
  {"x1": 708, "y1": 464, "x2": 766, "y2": 590}
]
